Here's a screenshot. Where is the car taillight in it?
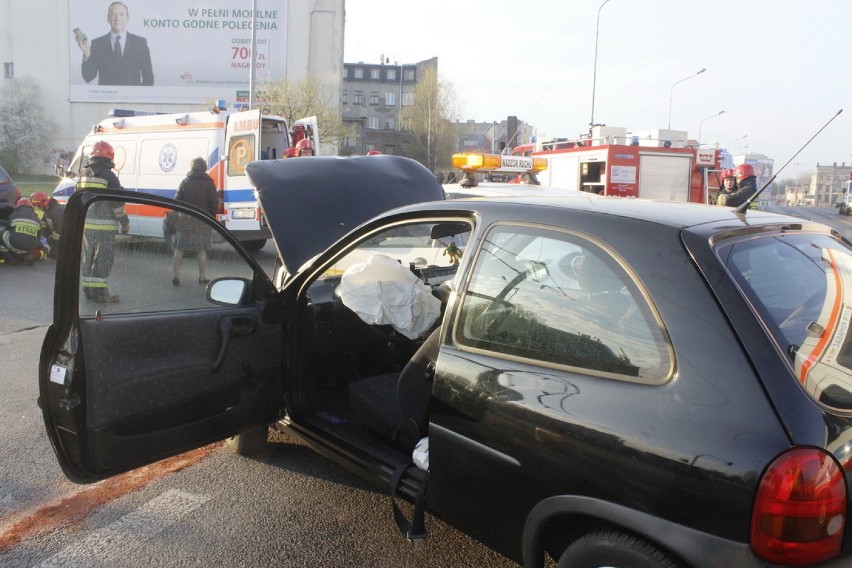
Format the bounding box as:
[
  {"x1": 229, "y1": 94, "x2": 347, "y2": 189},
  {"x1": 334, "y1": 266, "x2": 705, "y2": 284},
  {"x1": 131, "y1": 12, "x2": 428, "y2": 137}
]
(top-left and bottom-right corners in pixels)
[
  {"x1": 751, "y1": 447, "x2": 847, "y2": 564},
  {"x1": 216, "y1": 189, "x2": 225, "y2": 216},
  {"x1": 15, "y1": 187, "x2": 21, "y2": 200}
]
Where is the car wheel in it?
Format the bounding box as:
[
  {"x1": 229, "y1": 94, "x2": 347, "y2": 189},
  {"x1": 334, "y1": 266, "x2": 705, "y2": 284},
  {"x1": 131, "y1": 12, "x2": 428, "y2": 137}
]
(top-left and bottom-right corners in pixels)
[
  {"x1": 225, "y1": 426, "x2": 269, "y2": 456},
  {"x1": 242, "y1": 239, "x2": 267, "y2": 252},
  {"x1": 557, "y1": 530, "x2": 685, "y2": 568}
]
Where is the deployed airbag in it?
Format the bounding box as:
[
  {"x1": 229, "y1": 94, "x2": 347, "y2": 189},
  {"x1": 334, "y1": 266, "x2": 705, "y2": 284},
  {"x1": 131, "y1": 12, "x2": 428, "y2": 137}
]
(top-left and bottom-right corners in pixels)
[{"x1": 339, "y1": 254, "x2": 441, "y2": 340}]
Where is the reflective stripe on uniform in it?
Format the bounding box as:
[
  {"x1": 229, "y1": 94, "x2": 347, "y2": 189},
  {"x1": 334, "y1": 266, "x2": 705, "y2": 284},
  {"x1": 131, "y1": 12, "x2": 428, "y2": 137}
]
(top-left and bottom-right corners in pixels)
[
  {"x1": 85, "y1": 219, "x2": 119, "y2": 230},
  {"x1": 82, "y1": 277, "x2": 109, "y2": 289}
]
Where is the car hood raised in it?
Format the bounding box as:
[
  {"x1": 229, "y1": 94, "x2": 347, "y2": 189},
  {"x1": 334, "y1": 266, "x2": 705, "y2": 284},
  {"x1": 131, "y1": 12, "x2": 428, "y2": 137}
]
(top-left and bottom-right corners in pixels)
[{"x1": 247, "y1": 155, "x2": 445, "y2": 274}]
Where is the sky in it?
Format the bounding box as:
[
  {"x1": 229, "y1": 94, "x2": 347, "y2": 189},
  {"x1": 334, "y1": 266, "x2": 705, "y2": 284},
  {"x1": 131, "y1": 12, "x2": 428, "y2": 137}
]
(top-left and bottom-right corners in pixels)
[{"x1": 343, "y1": 0, "x2": 852, "y2": 177}]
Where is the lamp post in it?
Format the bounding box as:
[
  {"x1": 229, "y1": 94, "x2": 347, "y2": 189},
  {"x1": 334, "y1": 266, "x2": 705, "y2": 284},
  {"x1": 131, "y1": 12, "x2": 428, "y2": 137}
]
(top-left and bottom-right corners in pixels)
[
  {"x1": 589, "y1": 0, "x2": 612, "y2": 137},
  {"x1": 726, "y1": 134, "x2": 747, "y2": 149},
  {"x1": 794, "y1": 162, "x2": 803, "y2": 206},
  {"x1": 697, "y1": 110, "x2": 725, "y2": 147},
  {"x1": 667, "y1": 68, "x2": 706, "y2": 130}
]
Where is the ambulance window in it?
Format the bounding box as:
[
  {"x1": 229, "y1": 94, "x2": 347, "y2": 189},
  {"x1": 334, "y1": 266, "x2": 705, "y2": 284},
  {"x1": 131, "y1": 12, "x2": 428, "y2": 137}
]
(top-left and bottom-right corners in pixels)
[
  {"x1": 227, "y1": 134, "x2": 256, "y2": 176},
  {"x1": 77, "y1": 198, "x2": 255, "y2": 318}
]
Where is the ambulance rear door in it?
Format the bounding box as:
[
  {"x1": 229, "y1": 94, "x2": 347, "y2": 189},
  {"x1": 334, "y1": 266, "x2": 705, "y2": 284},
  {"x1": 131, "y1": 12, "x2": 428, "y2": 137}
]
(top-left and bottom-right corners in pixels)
[{"x1": 224, "y1": 110, "x2": 265, "y2": 234}]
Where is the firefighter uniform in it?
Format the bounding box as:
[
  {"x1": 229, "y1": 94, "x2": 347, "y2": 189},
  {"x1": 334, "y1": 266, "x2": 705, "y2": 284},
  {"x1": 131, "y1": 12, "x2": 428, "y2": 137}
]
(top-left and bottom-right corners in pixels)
[
  {"x1": 78, "y1": 158, "x2": 129, "y2": 303},
  {"x1": 0, "y1": 202, "x2": 43, "y2": 265},
  {"x1": 40, "y1": 198, "x2": 65, "y2": 259}
]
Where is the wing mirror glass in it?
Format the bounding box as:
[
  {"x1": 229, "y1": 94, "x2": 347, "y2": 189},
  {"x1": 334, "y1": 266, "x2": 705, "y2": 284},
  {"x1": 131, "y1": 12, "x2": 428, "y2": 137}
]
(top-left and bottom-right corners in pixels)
[{"x1": 208, "y1": 278, "x2": 248, "y2": 305}]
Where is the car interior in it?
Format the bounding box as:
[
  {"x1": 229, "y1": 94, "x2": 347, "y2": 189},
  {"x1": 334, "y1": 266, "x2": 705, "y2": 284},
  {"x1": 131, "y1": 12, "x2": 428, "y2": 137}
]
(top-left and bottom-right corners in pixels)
[{"x1": 289, "y1": 220, "x2": 472, "y2": 458}]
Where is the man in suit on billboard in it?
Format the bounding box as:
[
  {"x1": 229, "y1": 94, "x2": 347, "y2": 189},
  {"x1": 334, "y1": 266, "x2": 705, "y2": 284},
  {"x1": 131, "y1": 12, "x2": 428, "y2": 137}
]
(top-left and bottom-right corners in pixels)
[{"x1": 76, "y1": 2, "x2": 154, "y2": 86}]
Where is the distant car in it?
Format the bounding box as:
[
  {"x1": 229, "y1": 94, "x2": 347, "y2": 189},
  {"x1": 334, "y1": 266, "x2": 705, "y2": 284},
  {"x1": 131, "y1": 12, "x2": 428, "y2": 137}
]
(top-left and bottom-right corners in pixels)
[
  {"x1": 41, "y1": 155, "x2": 852, "y2": 567},
  {"x1": 0, "y1": 164, "x2": 21, "y2": 220}
]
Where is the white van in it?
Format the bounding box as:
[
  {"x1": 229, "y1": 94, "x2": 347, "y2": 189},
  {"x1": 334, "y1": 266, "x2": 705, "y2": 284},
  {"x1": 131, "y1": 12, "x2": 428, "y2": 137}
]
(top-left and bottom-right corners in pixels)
[{"x1": 54, "y1": 104, "x2": 318, "y2": 251}]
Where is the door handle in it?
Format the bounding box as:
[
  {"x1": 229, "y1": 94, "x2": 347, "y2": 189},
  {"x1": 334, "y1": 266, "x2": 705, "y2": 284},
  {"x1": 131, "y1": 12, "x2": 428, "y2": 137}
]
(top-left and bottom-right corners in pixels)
[{"x1": 211, "y1": 316, "x2": 257, "y2": 372}]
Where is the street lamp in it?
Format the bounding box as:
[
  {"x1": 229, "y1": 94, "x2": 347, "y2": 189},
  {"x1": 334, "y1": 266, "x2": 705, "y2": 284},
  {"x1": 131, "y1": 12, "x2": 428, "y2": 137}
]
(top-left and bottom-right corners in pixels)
[
  {"x1": 589, "y1": 0, "x2": 612, "y2": 137},
  {"x1": 697, "y1": 110, "x2": 725, "y2": 147},
  {"x1": 667, "y1": 68, "x2": 706, "y2": 130},
  {"x1": 726, "y1": 134, "x2": 747, "y2": 148}
]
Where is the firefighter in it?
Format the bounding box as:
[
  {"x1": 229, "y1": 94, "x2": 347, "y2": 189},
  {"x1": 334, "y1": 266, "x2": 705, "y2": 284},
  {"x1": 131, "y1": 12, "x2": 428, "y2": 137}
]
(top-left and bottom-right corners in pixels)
[
  {"x1": 0, "y1": 198, "x2": 46, "y2": 265},
  {"x1": 77, "y1": 141, "x2": 129, "y2": 303},
  {"x1": 717, "y1": 164, "x2": 757, "y2": 207},
  {"x1": 283, "y1": 147, "x2": 297, "y2": 158},
  {"x1": 30, "y1": 191, "x2": 65, "y2": 259},
  {"x1": 295, "y1": 138, "x2": 315, "y2": 156},
  {"x1": 715, "y1": 169, "x2": 738, "y2": 205}
]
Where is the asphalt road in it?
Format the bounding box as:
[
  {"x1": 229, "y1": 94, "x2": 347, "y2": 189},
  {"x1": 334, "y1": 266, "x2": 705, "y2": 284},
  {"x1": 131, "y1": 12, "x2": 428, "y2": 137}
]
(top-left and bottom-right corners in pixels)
[{"x1": 0, "y1": 240, "x2": 520, "y2": 568}]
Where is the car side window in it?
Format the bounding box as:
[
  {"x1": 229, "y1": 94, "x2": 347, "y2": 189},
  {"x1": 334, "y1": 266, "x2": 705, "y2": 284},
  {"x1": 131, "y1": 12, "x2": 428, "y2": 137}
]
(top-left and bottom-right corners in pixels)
[
  {"x1": 455, "y1": 224, "x2": 673, "y2": 383},
  {"x1": 78, "y1": 198, "x2": 255, "y2": 317}
]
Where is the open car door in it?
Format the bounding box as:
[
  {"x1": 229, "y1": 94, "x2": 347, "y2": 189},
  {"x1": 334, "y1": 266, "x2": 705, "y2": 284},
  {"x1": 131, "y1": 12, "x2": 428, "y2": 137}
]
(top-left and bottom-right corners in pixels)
[{"x1": 39, "y1": 189, "x2": 283, "y2": 483}]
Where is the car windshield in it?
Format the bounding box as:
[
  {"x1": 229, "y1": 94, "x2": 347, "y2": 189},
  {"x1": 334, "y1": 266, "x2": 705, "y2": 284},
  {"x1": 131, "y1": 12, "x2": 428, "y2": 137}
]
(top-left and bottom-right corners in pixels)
[{"x1": 718, "y1": 233, "x2": 852, "y2": 409}]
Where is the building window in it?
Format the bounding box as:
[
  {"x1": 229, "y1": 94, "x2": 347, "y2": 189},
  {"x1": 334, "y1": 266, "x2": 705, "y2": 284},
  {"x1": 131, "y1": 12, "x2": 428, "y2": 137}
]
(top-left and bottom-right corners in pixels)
[
  {"x1": 371, "y1": 68, "x2": 380, "y2": 79},
  {"x1": 401, "y1": 117, "x2": 412, "y2": 131},
  {"x1": 343, "y1": 67, "x2": 349, "y2": 79},
  {"x1": 402, "y1": 93, "x2": 414, "y2": 106},
  {"x1": 354, "y1": 91, "x2": 364, "y2": 105},
  {"x1": 368, "y1": 116, "x2": 379, "y2": 129},
  {"x1": 386, "y1": 69, "x2": 396, "y2": 81},
  {"x1": 3, "y1": 62, "x2": 13, "y2": 79},
  {"x1": 386, "y1": 117, "x2": 395, "y2": 130},
  {"x1": 370, "y1": 91, "x2": 380, "y2": 105},
  {"x1": 404, "y1": 69, "x2": 415, "y2": 81},
  {"x1": 341, "y1": 90, "x2": 347, "y2": 105},
  {"x1": 354, "y1": 68, "x2": 363, "y2": 79},
  {"x1": 383, "y1": 145, "x2": 395, "y2": 155},
  {"x1": 385, "y1": 92, "x2": 396, "y2": 106}
]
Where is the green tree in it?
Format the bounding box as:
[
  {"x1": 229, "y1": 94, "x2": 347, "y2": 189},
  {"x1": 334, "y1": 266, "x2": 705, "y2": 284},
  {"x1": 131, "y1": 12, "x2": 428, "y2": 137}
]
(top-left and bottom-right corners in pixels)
[
  {"x1": 255, "y1": 76, "x2": 349, "y2": 148},
  {"x1": 401, "y1": 66, "x2": 461, "y2": 172},
  {"x1": 0, "y1": 77, "x2": 55, "y2": 175}
]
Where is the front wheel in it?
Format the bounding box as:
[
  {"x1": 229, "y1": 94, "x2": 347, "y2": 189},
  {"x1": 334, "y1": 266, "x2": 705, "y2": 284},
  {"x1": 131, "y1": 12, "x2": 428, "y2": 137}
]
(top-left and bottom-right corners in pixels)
[
  {"x1": 241, "y1": 239, "x2": 267, "y2": 252},
  {"x1": 557, "y1": 530, "x2": 685, "y2": 568}
]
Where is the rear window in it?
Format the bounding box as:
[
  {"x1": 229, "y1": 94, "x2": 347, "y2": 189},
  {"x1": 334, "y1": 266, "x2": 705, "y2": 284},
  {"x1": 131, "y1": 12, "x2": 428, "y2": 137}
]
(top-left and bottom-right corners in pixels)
[{"x1": 718, "y1": 233, "x2": 852, "y2": 409}]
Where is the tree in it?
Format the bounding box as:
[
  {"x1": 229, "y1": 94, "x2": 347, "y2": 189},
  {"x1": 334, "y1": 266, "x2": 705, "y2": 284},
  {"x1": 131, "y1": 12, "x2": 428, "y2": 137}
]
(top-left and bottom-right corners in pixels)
[
  {"x1": 255, "y1": 76, "x2": 349, "y2": 148},
  {"x1": 401, "y1": 66, "x2": 461, "y2": 172},
  {"x1": 0, "y1": 77, "x2": 55, "y2": 175}
]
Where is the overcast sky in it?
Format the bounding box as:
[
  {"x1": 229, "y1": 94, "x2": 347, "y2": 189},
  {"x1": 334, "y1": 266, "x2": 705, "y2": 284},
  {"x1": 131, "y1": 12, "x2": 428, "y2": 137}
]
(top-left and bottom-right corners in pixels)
[{"x1": 344, "y1": 0, "x2": 851, "y2": 175}]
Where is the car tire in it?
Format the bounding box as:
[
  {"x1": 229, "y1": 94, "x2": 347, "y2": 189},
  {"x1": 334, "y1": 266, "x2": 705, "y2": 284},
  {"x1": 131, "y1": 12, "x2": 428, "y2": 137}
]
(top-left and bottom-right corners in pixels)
[
  {"x1": 225, "y1": 426, "x2": 270, "y2": 456},
  {"x1": 242, "y1": 239, "x2": 267, "y2": 252},
  {"x1": 557, "y1": 530, "x2": 685, "y2": 568}
]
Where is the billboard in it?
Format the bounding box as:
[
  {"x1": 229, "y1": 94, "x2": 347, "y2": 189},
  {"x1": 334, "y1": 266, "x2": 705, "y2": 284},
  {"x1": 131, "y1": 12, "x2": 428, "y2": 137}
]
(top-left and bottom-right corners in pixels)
[{"x1": 69, "y1": 1, "x2": 288, "y2": 104}]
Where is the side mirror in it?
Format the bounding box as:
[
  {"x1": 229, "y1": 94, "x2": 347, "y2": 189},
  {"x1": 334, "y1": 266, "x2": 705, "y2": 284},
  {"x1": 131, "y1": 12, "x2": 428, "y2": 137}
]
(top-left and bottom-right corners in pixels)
[
  {"x1": 208, "y1": 278, "x2": 248, "y2": 305},
  {"x1": 55, "y1": 163, "x2": 65, "y2": 178}
]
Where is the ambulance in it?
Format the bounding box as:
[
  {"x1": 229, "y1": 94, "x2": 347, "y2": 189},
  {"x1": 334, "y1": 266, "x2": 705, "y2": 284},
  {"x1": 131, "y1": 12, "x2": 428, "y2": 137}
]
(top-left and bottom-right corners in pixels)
[{"x1": 53, "y1": 102, "x2": 318, "y2": 251}]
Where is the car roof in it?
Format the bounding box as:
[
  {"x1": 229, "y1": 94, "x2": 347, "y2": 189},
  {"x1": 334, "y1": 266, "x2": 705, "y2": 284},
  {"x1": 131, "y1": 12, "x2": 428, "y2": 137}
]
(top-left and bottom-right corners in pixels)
[{"x1": 247, "y1": 155, "x2": 445, "y2": 273}]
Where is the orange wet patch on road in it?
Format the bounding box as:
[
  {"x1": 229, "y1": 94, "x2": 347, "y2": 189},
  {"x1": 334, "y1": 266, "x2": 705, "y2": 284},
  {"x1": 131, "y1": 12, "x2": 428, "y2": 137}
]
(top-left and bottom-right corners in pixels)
[{"x1": 0, "y1": 443, "x2": 221, "y2": 552}]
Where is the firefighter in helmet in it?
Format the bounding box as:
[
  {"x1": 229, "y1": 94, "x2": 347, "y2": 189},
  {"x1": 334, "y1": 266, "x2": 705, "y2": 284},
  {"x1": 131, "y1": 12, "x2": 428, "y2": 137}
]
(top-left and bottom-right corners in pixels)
[
  {"x1": 30, "y1": 191, "x2": 65, "y2": 259},
  {"x1": 0, "y1": 198, "x2": 46, "y2": 265},
  {"x1": 295, "y1": 138, "x2": 315, "y2": 157},
  {"x1": 717, "y1": 164, "x2": 757, "y2": 208},
  {"x1": 283, "y1": 147, "x2": 298, "y2": 158},
  {"x1": 76, "y1": 140, "x2": 129, "y2": 303},
  {"x1": 715, "y1": 169, "x2": 738, "y2": 205}
]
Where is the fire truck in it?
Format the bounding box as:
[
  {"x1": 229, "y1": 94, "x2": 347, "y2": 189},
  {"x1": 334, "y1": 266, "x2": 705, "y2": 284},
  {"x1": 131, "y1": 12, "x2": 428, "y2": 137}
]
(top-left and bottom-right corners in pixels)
[
  {"x1": 512, "y1": 126, "x2": 723, "y2": 203},
  {"x1": 53, "y1": 101, "x2": 318, "y2": 251}
]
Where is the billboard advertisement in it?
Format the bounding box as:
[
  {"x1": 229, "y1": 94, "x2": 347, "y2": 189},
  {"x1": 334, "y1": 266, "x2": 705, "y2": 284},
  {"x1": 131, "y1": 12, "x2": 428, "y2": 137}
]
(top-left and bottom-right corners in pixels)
[{"x1": 69, "y1": 0, "x2": 288, "y2": 104}]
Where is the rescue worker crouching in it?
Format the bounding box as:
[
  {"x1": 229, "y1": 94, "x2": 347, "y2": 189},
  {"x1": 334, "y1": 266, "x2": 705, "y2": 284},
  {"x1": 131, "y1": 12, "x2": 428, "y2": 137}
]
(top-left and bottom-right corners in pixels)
[
  {"x1": 717, "y1": 164, "x2": 757, "y2": 207},
  {"x1": 0, "y1": 198, "x2": 46, "y2": 265},
  {"x1": 77, "y1": 140, "x2": 129, "y2": 303},
  {"x1": 30, "y1": 191, "x2": 65, "y2": 259}
]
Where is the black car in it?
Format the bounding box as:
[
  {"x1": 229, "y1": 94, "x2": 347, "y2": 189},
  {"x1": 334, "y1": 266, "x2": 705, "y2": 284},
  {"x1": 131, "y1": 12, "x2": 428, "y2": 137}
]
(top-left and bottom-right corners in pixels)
[
  {"x1": 40, "y1": 155, "x2": 852, "y2": 567},
  {"x1": 0, "y1": 164, "x2": 21, "y2": 221}
]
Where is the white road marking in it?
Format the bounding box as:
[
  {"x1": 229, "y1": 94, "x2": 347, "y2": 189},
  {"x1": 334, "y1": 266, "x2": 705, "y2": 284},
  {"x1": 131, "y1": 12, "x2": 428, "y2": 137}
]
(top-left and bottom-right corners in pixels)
[{"x1": 38, "y1": 489, "x2": 209, "y2": 567}]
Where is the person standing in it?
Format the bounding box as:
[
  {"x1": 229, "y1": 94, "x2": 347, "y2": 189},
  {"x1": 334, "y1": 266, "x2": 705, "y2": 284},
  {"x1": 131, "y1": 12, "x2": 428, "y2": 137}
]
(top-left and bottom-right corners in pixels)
[
  {"x1": 718, "y1": 164, "x2": 757, "y2": 208},
  {"x1": 77, "y1": 2, "x2": 154, "y2": 86},
  {"x1": 30, "y1": 192, "x2": 65, "y2": 259},
  {"x1": 78, "y1": 141, "x2": 129, "y2": 303},
  {"x1": 172, "y1": 157, "x2": 218, "y2": 286},
  {"x1": 715, "y1": 168, "x2": 738, "y2": 205}
]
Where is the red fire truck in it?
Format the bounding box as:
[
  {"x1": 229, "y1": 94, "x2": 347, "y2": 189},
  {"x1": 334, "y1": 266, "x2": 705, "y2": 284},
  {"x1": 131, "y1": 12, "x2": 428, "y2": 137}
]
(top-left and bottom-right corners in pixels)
[{"x1": 512, "y1": 127, "x2": 722, "y2": 203}]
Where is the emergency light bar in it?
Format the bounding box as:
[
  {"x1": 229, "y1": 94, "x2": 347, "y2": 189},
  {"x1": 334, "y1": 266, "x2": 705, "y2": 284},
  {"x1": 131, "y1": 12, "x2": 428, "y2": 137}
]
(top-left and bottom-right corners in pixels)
[{"x1": 451, "y1": 153, "x2": 547, "y2": 173}]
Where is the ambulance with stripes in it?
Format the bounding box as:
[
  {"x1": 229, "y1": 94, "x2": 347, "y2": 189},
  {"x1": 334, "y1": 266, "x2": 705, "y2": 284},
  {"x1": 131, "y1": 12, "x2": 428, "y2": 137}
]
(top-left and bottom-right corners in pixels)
[{"x1": 53, "y1": 102, "x2": 318, "y2": 251}]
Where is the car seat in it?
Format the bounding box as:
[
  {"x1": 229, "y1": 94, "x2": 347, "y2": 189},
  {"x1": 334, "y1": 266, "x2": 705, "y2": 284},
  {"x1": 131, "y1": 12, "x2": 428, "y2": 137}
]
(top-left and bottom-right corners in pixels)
[{"x1": 347, "y1": 328, "x2": 441, "y2": 451}]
